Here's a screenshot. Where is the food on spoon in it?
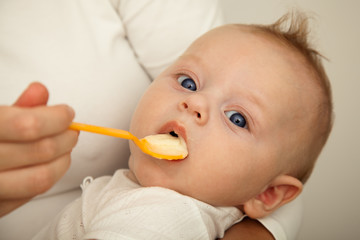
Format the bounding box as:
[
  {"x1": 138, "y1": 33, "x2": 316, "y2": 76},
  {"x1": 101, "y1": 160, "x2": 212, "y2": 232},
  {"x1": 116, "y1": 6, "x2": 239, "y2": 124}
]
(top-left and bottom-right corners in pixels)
[{"x1": 142, "y1": 132, "x2": 188, "y2": 160}]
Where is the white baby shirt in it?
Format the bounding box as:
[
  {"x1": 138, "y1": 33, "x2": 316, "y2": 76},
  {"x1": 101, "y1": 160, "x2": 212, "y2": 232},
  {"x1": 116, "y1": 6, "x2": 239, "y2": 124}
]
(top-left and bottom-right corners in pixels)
[{"x1": 34, "y1": 169, "x2": 244, "y2": 240}]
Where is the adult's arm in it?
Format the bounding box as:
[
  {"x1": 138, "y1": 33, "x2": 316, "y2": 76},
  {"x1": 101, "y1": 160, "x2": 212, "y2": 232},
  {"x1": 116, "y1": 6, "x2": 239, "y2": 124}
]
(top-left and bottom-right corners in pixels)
[
  {"x1": 222, "y1": 195, "x2": 303, "y2": 240},
  {"x1": 221, "y1": 218, "x2": 275, "y2": 240}
]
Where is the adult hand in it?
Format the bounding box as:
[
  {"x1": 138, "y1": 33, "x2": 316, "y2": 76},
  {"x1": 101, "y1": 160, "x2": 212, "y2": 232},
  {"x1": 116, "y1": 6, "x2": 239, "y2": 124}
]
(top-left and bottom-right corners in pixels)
[{"x1": 0, "y1": 82, "x2": 78, "y2": 217}]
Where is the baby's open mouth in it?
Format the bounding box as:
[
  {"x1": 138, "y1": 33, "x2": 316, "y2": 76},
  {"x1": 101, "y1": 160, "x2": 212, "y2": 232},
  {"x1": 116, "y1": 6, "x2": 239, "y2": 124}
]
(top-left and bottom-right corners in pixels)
[{"x1": 169, "y1": 131, "x2": 179, "y2": 137}]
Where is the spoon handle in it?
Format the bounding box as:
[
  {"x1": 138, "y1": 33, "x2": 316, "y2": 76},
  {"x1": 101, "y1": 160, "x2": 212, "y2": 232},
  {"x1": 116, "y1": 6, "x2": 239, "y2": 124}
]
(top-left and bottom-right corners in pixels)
[{"x1": 69, "y1": 122, "x2": 134, "y2": 140}]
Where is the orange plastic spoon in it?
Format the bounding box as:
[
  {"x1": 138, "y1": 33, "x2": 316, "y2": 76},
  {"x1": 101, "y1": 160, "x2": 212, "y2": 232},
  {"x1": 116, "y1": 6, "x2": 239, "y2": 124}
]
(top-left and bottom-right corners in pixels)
[{"x1": 69, "y1": 122, "x2": 185, "y2": 160}]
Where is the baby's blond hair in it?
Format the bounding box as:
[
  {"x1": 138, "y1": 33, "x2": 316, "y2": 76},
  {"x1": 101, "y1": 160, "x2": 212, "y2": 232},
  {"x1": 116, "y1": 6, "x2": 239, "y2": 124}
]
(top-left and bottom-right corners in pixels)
[{"x1": 250, "y1": 11, "x2": 333, "y2": 183}]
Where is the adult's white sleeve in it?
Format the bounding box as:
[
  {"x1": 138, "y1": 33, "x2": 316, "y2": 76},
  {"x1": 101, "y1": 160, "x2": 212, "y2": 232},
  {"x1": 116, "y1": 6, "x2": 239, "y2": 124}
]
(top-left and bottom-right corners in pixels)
[
  {"x1": 114, "y1": 0, "x2": 224, "y2": 79},
  {"x1": 258, "y1": 194, "x2": 303, "y2": 240}
]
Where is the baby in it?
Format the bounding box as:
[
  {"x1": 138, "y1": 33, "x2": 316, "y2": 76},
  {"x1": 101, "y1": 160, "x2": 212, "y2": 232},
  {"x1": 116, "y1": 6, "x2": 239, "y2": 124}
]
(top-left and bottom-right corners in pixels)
[{"x1": 35, "y1": 12, "x2": 333, "y2": 239}]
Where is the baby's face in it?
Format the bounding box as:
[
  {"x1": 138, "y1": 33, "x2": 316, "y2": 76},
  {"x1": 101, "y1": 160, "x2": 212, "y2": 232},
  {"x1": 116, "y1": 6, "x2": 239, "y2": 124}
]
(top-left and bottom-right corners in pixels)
[{"x1": 129, "y1": 25, "x2": 316, "y2": 206}]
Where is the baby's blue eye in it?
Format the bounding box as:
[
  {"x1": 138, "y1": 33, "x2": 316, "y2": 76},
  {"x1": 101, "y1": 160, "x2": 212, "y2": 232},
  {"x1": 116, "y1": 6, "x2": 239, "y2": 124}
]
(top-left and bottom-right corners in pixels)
[
  {"x1": 225, "y1": 111, "x2": 247, "y2": 128},
  {"x1": 177, "y1": 75, "x2": 197, "y2": 91}
]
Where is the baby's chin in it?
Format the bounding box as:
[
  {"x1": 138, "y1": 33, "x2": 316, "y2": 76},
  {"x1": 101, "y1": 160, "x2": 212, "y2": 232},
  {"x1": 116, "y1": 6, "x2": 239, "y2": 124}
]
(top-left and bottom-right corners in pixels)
[{"x1": 128, "y1": 156, "x2": 170, "y2": 187}]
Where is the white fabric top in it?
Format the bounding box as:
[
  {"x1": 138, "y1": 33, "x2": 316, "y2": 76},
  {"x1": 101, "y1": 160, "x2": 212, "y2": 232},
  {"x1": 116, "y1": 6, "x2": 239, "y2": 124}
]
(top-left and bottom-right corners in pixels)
[
  {"x1": 34, "y1": 169, "x2": 244, "y2": 240},
  {"x1": 0, "y1": 0, "x2": 302, "y2": 239}
]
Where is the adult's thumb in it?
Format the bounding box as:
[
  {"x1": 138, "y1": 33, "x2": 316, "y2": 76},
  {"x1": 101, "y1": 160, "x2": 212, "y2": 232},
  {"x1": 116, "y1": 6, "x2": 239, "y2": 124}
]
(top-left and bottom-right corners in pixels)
[{"x1": 13, "y1": 82, "x2": 49, "y2": 107}]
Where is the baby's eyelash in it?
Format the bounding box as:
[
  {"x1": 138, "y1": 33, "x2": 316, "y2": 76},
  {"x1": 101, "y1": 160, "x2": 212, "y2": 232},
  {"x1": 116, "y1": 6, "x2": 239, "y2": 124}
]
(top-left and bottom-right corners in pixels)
[{"x1": 175, "y1": 69, "x2": 197, "y2": 80}]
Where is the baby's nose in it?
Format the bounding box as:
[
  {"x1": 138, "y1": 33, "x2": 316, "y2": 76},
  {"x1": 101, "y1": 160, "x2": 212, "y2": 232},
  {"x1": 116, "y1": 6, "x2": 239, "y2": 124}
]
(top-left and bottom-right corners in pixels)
[{"x1": 179, "y1": 95, "x2": 209, "y2": 125}]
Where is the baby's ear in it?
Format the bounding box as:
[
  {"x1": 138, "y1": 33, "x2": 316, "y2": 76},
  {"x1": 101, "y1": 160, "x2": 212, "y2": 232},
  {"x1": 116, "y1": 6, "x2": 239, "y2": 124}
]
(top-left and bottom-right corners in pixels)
[{"x1": 243, "y1": 175, "x2": 302, "y2": 219}]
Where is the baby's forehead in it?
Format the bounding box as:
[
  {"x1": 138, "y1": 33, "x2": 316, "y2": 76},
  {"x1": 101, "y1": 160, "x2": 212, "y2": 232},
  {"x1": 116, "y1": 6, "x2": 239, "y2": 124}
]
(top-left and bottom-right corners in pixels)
[
  {"x1": 191, "y1": 25, "x2": 311, "y2": 80},
  {"x1": 189, "y1": 24, "x2": 303, "y2": 64},
  {"x1": 184, "y1": 24, "x2": 322, "y2": 103}
]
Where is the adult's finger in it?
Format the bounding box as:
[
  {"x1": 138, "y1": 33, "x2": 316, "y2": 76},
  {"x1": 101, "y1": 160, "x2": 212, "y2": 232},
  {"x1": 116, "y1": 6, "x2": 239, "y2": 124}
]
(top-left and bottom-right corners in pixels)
[
  {"x1": 0, "y1": 153, "x2": 72, "y2": 200},
  {"x1": 0, "y1": 104, "x2": 75, "y2": 141},
  {"x1": 0, "y1": 130, "x2": 78, "y2": 171},
  {"x1": 0, "y1": 198, "x2": 31, "y2": 217},
  {"x1": 13, "y1": 82, "x2": 49, "y2": 107}
]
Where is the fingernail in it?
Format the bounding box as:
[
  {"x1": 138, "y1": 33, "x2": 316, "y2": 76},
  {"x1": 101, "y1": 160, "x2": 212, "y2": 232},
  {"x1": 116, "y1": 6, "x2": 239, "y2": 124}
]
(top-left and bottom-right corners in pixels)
[{"x1": 67, "y1": 105, "x2": 75, "y2": 118}]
